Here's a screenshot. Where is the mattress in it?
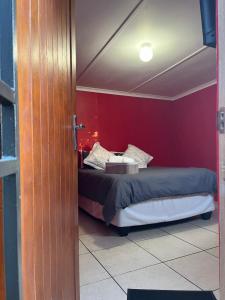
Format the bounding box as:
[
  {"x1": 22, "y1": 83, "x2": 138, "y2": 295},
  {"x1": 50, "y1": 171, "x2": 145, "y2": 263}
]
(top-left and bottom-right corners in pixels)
[
  {"x1": 78, "y1": 167, "x2": 217, "y2": 223},
  {"x1": 79, "y1": 194, "x2": 215, "y2": 227}
]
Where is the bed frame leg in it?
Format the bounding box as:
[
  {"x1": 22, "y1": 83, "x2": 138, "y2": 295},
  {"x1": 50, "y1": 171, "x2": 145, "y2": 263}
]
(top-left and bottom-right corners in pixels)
[
  {"x1": 201, "y1": 211, "x2": 212, "y2": 220},
  {"x1": 118, "y1": 227, "x2": 130, "y2": 236}
]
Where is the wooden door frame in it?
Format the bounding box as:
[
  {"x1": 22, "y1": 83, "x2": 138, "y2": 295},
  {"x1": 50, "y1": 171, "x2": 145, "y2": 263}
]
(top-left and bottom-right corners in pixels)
[
  {"x1": 70, "y1": 0, "x2": 80, "y2": 298},
  {"x1": 218, "y1": 0, "x2": 225, "y2": 299}
]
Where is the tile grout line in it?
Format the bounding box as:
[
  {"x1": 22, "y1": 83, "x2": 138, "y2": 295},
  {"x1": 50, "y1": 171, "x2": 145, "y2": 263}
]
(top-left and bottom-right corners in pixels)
[
  {"x1": 80, "y1": 243, "x2": 128, "y2": 295},
  {"x1": 127, "y1": 238, "x2": 204, "y2": 291},
  {"x1": 128, "y1": 233, "x2": 205, "y2": 290},
  {"x1": 79, "y1": 215, "x2": 218, "y2": 251},
  {"x1": 164, "y1": 256, "x2": 219, "y2": 292},
  {"x1": 155, "y1": 232, "x2": 219, "y2": 291},
  {"x1": 205, "y1": 247, "x2": 219, "y2": 258},
  {"x1": 80, "y1": 234, "x2": 168, "y2": 278},
  {"x1": 79, "y1": 239, "x2": 90, "y2": 255},
  {"x1": 80, "y1": 217, "x2": 218, "y2": 253},
  {"x1": 155, "y1": 228, "x2": 220, "y2": 262},
  {"x1": 116, "y1": 239, "x2": 218, "y2": 289},
  {"x1": 80, "y1": 277, "x2": 114, "y2": 288},
  {"x1": 79, "y1": 228, "x2": 219, "y2": 284},
  {"x1": 78, "y1": 216, "x2": 219, "y2": 293},
  {"x1": 131, "y1": 239, "x2": 203, "y2": 264},
  {"x1": 90, "y1": 250, "x2": 129, "y2": 295},
  {"x1": 135, "y1": 240, "x2": 219, "y2": 263},
  {"x1": 162, "y1": 262, "x2": 203, "y2": 291},
  {"x1": 80, "y1": 232, "x2": 218, "y2": 255},
  {"x1": 189, "y1": 220, "x2": 219, "y2": 234},
  {"x1": 126, "y1": 225, "x2": 218, "y2": 257},
  {"x1": 79, "y1": 230, "x2": 194, "y2": 293},
  {"x1": 81, "y1": 235, "x2": 204, "y2": 291},
  {"x1": 159, "y1": 227, "x2": 218, "y2": 252}
]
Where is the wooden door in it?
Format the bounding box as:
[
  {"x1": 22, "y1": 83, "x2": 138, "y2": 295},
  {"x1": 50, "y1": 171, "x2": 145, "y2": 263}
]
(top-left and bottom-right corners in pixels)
[
  {"x1": 16, "y1": 0, "x2": 79, "y2": 299},
  {"x1": 218, "y1": 0, "x2": 225, "y2": 299}
]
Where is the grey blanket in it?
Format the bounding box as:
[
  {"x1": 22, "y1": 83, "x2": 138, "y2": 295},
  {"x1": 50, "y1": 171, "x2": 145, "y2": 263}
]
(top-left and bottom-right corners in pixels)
[{"x1": 78, "y1": 167, "x2": 217, "y2": 223}]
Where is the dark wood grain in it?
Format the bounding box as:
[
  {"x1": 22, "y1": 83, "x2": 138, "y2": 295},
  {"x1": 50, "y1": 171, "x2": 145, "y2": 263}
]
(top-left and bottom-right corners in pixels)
[
  {"x1": 16, "y1": 0, "x2": 79, "y2": 299},
  {"x1": 0, "y1": 179, "x2": 6, "y2": 300}
]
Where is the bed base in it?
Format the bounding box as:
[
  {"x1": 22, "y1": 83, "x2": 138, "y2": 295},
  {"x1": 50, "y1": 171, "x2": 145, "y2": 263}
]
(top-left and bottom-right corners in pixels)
[
  {"x1": 116, "y1": 211, "x2": 213, "y2": 236},
  {"x1": 117, "y1": 226, "x2": 130, "y2": 237},
  {"x1": 78, "y1": 194, "x2": 215, "y2": 235},
  {"x1": 201, "y1": 211, "x2": 213, "y2": 220}
]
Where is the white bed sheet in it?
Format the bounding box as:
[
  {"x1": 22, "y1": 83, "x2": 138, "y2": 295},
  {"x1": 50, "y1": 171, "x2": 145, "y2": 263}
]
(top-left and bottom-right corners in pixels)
[{"x1": 78, "y1": 194, "x2": 215, "y2": 227}]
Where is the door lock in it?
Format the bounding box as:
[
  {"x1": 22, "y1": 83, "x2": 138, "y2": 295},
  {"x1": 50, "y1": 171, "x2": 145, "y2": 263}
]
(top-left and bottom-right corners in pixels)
[{"x1": 72, "y1": 115, "x2": 85, "y2": 150}]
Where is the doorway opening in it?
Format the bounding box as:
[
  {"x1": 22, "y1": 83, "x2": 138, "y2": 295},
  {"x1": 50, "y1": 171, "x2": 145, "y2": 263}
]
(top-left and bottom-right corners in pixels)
[{"x1": 75, "y1": 1, "x2": 219, "y2": 299}]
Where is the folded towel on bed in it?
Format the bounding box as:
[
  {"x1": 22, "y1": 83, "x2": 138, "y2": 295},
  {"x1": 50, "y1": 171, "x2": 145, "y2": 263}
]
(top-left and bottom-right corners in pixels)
[{"x1": 108, "y1": 156, "x2": 135, "y2": 164}]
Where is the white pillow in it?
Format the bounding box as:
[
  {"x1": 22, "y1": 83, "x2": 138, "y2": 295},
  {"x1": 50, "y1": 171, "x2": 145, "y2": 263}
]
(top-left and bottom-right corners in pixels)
[
  {"x1": 83, "y1": 142, "x2": 115, "y2": 170},
  {"x1": 123, "y1": 144, "x2": 153, "y2": 168}
]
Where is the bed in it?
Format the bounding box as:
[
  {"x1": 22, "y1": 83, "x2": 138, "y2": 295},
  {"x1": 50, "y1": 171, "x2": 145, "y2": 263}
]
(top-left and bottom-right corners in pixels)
[{"x1": 78, "y1": 166, "x2": 217, "y2": 235}]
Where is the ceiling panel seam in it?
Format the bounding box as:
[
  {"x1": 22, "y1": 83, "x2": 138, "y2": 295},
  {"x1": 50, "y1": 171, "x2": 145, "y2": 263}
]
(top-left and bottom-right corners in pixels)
[
  {"x1": 172, "y1": 79, "x2": 216, "y2": 100},
  {"x1": 129, "y1": 46, "x2": 208, "y2": 92},
  {"x1": 76, "y1": 79, "x2": 216, "y2": 101},
  {"x1": 76, "y1": 85, "x2": 172, "y2": 100},
  {"x1": 77, "y1": 0, "x2": 144, "y2": 81}
]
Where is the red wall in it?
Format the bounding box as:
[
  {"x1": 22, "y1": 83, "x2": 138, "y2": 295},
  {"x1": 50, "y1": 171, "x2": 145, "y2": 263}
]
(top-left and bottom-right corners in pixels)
[
  {"x1": 171, "y1": 85, "x2": 217, "y2": 171},
  {"x1": 77, "y1": 92, "x2": 174, "y2": 166},
  {"x1": 76, "y1": 85, "x2": 217, "y2": 170}
]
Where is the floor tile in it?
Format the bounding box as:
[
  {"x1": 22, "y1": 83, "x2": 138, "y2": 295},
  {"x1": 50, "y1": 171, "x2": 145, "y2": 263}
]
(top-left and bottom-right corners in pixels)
[
  {"x1": 207, "y1": 247, "x2": 219, "y2": 258},
  {"x1": 137, "y1": 235, "x2": 201, "y2": 261},
  {"x1": 79, "y1": 210, "x2": 112, "y2": 236},
  {"x1": 80, "y1": 278, "x2": 126, "y2": 300},
  {"x1": 79, "y1": 241, "x2": 89, "y2": 255},
  {"x1": 162, "y1": 223, "x2": 219, "y2": 250},
  {"x1": 93, "y1": 242, "x2": 160, "y2": 276},
  {"x1": 166, "y1": 252, "x2": 219, "y2": 290},
  {"x1": 128, "y1": 228, "x2": 167, "y2": 242},
  {"x1": 190, "y1": 206, "x2": 219, "y2": 232},
  {"x1": 214, "y1": 290, "x2": 220, "y2": 300},
  {"x1": 79, "y1": 253, "x2": 110, "y2": 286},
  {"x1": 80, "y1": 233, "x2": 130, "y2": 252},
  {"x1": 190, "y1": 215, "x2": 219, "y2": 233},
  {"x1": 115, "y1": 263, "x2": 199, "y2": 292}
]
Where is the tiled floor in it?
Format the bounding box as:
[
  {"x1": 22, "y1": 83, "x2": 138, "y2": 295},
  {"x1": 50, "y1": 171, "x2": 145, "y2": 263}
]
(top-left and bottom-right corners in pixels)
[{"x1": 79, "y1": 208, "x2": 219, "y2": 300}]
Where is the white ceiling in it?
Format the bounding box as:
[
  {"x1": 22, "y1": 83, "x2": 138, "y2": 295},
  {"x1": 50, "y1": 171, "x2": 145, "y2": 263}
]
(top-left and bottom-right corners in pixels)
[{"x1": 76, "y1": 0, "x2": 216, "y2": 100}]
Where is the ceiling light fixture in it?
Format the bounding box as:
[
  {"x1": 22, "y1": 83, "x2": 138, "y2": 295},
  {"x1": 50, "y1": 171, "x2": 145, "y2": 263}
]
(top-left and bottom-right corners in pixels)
[{"x1": 139, "y1": 43, "x2": 153, "y2": 62}]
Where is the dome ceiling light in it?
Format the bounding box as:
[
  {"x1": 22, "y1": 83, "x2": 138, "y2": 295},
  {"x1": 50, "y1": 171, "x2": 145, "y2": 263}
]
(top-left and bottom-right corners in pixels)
[{"x1": 139, "y1": 43, "x2": 153, "y2": 62}]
